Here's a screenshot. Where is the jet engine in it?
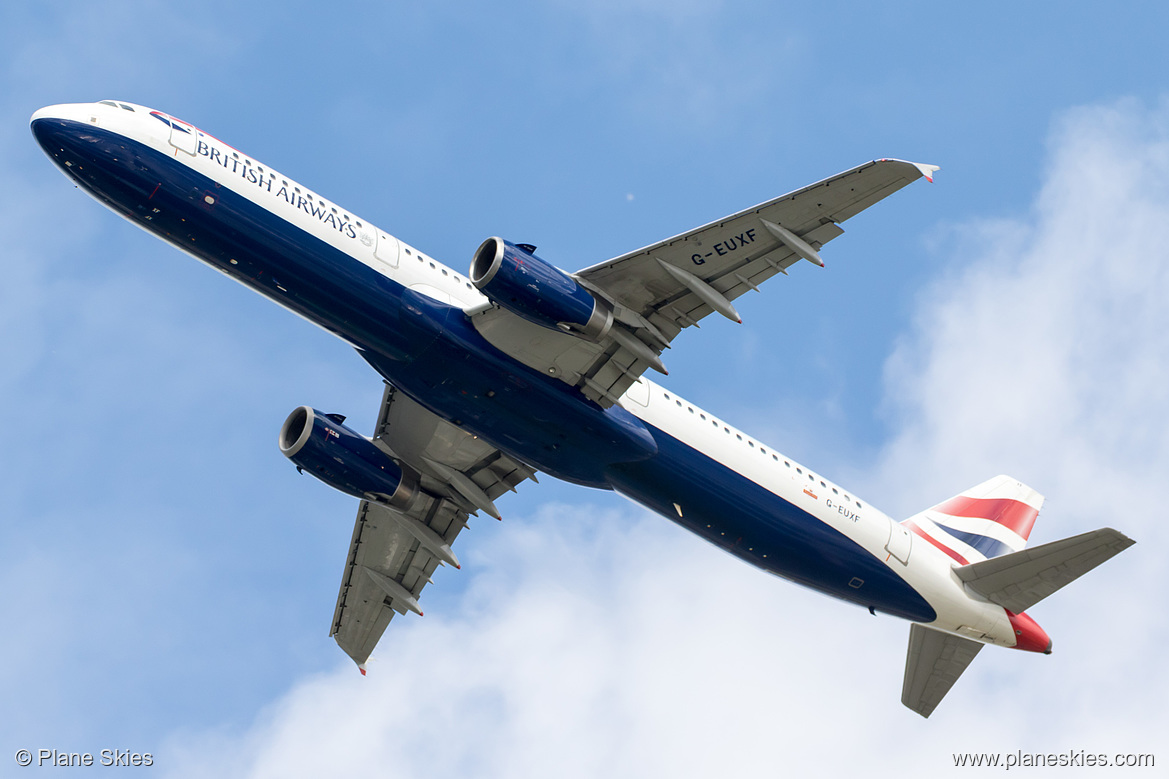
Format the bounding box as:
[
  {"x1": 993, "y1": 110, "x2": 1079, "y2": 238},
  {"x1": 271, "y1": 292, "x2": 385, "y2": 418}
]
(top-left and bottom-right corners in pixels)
[
  {"x1": 279, "y1": 406, "x2": 416, "y2": 506},
  {"x1": 470, "y1": 237, "x2": 612, "y2": 340}
]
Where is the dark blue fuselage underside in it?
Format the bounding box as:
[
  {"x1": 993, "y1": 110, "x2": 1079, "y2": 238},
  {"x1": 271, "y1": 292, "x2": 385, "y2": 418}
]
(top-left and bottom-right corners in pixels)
[{"x1": 33, "y1": 118, "x2": 935, "y2": 623}]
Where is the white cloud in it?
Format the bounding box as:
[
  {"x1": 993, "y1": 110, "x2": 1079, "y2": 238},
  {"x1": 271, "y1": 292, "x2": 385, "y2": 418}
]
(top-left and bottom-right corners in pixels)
[
  {"x1": 156, "y1": 98, "x2": 1169, "y2": 776},
  {"x1": 877, "y1": 98, "x2": 1169, "y2": 526},
  {"x1": 161, "y1": 503, "x2": 913, "y2": 778},
  {"x1": 872, "y1": 96, "x2": 1169, "y2": 748}
]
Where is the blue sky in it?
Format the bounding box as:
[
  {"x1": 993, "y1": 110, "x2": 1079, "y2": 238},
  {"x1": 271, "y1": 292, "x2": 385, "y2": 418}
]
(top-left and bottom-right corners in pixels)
[{"x1": 3, "y1": 1, "x2": 1168, "y2": 775}]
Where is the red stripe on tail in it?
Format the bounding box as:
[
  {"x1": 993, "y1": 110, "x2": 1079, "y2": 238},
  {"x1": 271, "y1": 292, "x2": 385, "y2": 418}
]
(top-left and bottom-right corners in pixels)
[
  {"x1": 904, "y1": 520, "x2": 969, "y2": 565},
  {"x1": 932, "y1": 497, "x2": 1038, "y2": 540}
]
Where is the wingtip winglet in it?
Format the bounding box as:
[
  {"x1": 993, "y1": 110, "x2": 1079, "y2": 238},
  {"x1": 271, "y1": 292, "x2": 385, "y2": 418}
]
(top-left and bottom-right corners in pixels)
[
  {"x1": 358, "y1": 663, "x2": 367, "y2": 676},
  {"x1": 878, "y1": 158, "x2": 940, "y2": 183}
]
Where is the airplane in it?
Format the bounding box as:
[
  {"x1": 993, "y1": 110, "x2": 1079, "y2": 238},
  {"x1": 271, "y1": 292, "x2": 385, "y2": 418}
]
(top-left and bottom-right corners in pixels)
[{"x1": 31, "y1": 100, "x2": 1134, "y2": 717}]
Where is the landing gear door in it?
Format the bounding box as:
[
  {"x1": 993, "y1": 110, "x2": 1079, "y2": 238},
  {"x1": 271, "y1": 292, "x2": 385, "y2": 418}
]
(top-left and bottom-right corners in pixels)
[
  {"x1": 886, "y1": 520, "x2": 912, "y2": 565},
  {"x1": 167, "y1": 114, "x2": 199, "y2": 156}
]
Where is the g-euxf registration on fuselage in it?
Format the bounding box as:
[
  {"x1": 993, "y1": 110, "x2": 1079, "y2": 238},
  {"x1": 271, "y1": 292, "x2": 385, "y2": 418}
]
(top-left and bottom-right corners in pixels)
[{"x1": 31, "y1": 100, "x2": 1134, "y2": 717}]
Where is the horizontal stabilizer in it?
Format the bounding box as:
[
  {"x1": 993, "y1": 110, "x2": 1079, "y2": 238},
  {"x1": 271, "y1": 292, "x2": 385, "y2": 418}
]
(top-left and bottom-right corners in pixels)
[
  {"x1": 902, "y1": 623, "x2": 983, "y2": 718},
  {"x1": 955, "y1": 528, "x2": 1135, "y2": 614}
]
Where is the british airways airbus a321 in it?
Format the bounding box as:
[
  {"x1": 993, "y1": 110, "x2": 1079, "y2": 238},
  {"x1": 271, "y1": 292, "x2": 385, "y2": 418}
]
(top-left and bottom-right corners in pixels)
[{"x1": 31, "y1": 100, "x2": 1134, "y2": 717}]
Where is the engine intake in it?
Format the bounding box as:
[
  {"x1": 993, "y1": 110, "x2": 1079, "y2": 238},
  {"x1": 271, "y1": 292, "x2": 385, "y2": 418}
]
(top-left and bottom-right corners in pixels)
[
  {"x1": 470, "y1": 237, "x2": 611, "y2": 340},
  {"x1": 279, "y1": 406, "x2": 416, "y2": 506}
]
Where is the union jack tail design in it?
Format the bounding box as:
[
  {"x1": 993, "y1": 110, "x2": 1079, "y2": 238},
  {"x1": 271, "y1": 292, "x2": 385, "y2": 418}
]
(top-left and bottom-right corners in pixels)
[{"x1": 902, "y1": 475, "x2": 1043, "y2": 565}]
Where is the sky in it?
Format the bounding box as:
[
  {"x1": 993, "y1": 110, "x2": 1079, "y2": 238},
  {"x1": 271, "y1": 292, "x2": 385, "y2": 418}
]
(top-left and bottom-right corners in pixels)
[{"x1": 2, "y1": 1, "x2": 1168, "y2": 775}]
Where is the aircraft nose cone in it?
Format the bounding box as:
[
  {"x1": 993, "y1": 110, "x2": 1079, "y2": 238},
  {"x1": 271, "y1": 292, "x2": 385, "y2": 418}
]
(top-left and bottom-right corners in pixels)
[
  {"x1": 30, "y1": 105, "x2": 80, "y2": 156},
  {"x1": 30, "y1": 103, "x2": 104, "y2": 158},
  {"x1": 30, "y1": 108, "x2": 60, "y2": 150},
  {"x1": 29, "y1": 104, "x2": 122, "y2": 184},
  {"x1": 30, "y1": 104, "x2": 60, "y2": 125}
]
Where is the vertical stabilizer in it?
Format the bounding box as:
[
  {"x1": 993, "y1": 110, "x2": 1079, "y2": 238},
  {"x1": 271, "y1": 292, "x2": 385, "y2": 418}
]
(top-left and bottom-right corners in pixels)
[{"x1": 902, "y1": 475, "x2": 1043, "y2": 565}]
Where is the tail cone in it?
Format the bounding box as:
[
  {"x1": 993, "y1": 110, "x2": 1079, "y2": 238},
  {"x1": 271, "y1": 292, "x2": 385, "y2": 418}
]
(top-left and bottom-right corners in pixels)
[{"x1": 1007, "y1": 610, "x2": 1052, "y2": 654}]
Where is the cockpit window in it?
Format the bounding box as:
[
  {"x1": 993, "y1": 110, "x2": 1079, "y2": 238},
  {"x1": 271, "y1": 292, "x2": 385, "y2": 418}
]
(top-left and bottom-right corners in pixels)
[
  {"x1": 118, "y1": 103, "x2": 135, "y2": 111},
  {"x1": 99, "y1": 100, "x2": 136, "y2": 112},
  {"x1": 99, "y1": 100, "x2": 118, "y2": 107}
]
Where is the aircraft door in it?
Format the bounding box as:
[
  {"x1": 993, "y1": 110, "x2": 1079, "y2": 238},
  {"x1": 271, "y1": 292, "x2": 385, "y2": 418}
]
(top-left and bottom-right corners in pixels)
[
  {"x1": 373, "y1": 230, "x2": 400, "y2": 268},
  {"x1": 624, "y1": 377, "x2": 650, "y2": 407},
  {"x1": 885, "y1": 520, "x2": 912, "y2": 565},
  {"x1": 166, "y1": 114, "x2": 199, "y2": 156}
]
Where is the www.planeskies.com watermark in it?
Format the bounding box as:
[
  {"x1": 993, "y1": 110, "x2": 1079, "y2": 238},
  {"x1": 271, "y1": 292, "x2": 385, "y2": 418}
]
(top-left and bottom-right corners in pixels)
[{"x1": 953, "y1": 750, "x2": 1155, "y2": 769}]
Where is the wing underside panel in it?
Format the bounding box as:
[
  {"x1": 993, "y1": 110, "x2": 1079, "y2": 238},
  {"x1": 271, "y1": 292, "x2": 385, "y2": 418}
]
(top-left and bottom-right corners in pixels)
[{"x1": 328, "y1": 382, "x2": 537, "y2": 667}]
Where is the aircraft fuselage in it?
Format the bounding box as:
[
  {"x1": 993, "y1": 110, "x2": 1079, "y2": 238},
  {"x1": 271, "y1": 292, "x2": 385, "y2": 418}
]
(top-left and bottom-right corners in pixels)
[{"x1": 35, "y1": 100, "x2": 1048, "y2": 644}]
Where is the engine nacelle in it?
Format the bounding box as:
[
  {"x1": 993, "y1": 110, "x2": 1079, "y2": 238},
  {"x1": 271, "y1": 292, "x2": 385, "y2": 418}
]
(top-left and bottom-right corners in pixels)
[
  {"x1": 279, "y1": 406, "x2": 416, "y2": 506},
  {"x1": 470, "y1": 237, "x2": 612, "y2": 340}
]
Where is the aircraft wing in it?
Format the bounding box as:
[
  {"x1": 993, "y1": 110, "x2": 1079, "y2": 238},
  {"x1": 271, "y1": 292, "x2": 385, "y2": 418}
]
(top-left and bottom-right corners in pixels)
[
  {"x1": 329, "y1": 382, "x2": 538, "y2": 670},
  {"x1": 469, "y1": 159, "x2": 936, "y2": 407}
]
